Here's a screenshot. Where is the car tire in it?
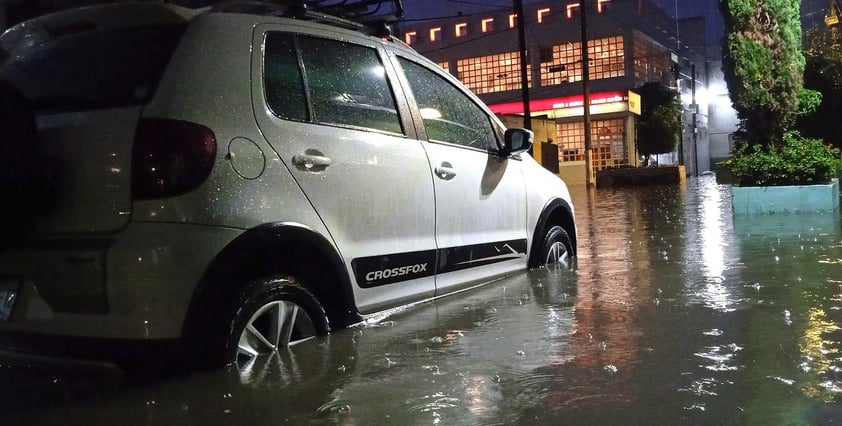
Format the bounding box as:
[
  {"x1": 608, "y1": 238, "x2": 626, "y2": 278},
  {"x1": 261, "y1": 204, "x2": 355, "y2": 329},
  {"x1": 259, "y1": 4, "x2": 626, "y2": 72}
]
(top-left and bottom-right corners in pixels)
[
  {"x1": 537, "y1": 226, "x2": 573, "y2": 267},
  {"x1": 222, "y1": 275, "x2": 329, "y2": 368}
]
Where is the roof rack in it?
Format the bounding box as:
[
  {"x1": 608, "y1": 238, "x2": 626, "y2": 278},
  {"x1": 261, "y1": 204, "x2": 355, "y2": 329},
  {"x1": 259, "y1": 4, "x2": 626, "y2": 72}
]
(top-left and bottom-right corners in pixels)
[{"x1": 209, "y1": 0, "x2": 403, "y2": 36}]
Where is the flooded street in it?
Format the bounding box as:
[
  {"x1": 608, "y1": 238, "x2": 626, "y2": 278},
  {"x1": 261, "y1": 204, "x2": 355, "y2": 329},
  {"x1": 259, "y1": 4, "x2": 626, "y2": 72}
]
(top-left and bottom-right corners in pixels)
[{"x1": 3, "y1": 176, "x2": 842, "y2": 425}]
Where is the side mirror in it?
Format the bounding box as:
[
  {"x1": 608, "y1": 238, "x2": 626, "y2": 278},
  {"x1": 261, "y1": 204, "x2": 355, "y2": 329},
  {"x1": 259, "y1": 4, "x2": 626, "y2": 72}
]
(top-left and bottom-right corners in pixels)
[{"x1": 502, "y1": 128, "x2": 534, "y2": 156}]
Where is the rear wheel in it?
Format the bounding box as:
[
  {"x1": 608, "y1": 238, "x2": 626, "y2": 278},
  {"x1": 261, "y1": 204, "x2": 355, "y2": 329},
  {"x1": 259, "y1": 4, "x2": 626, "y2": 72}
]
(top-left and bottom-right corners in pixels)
[{"x1": 224, "y1": 276, "x2": 329, "y2": 368}]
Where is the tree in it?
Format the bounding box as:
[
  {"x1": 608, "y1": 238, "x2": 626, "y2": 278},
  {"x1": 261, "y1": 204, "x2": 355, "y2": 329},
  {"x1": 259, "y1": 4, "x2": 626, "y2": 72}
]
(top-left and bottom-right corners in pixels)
[
  {"x1": 635, "y1": 82, "x2": 682, "y2": 166},
  {"x1": 796, "y1": 27, "x2": 842, "y2": 148},
  {"x1": 720, "y1": 0, "x2": 806, "y2": 148}
]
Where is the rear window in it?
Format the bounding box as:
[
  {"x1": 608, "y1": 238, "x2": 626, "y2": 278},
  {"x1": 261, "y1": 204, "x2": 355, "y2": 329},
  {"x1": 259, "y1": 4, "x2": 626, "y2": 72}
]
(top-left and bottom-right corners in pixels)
[
  {"x1": 263, "y1": 32, "x2": 404, "y2": 135},
  {"x1": 0, "y1": 25, "x2": 185, "y2": 111}
]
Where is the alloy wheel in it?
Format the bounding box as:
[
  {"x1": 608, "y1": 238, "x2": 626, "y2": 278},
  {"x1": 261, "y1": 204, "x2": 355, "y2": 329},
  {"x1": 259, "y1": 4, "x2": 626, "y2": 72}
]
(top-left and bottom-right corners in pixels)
[
  {"x1": 545, "y1": 241, "x2": 570, "y2": 265},
  {"x1": 236, "y1": 300, "x2": 318, "y2": 363}
]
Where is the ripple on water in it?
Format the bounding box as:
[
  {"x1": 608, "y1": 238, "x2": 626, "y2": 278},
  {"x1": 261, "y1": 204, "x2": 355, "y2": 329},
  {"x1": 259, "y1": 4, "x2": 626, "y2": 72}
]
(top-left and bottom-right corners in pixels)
[
  {"x1": 768, "y1": 376, "x2": 796, "y2": 386},
  {"x1": 315, "y1": 389, "x2": 353, "y2": 418},
  {"x1": 405, "y1": 392, "x2": 461, "y2": 413},
  {"x1": 694, "y1": 344, "x2": 743, "y2": 372}
]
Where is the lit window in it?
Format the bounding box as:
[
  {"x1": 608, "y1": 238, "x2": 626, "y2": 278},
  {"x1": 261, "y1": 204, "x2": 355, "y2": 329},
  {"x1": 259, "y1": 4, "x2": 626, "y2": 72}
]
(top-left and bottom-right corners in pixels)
[
  {"x1": 455, "y1": 22, "x2": 467, "y2": 37},
  {"x1": 557, "y1": 122, "x2": 584, "y2": 163},
  {"x1": 456, "y1": 51, "x2": 531, "y2": 95},
  {"x1": 633, "y1": 33, "x2": 671, "y2": 85},
  {"x1": 404, "y1": 31, "x2": 417, "y2": 45},
  {"x1": 539, "y1": 35, "x2": 625, "y2": 86},
  {"x1": 430, "y1": 27, "x2": 441, "y2": 42},
  {"x1": 481, "y1": 18, "x2": 494, "y2": 32},
  {"x1": 537, "y1": 8, "x2": 551, "y2": 23},
  {"x1": 509, "y1": 13, "x2": 517, "y2": 28},
  {"x1": 566, "y1": 3, "x2": 580, "y2": 19},
  {"x1": 438, "y1": 62, "x2": 450, "y2": 73},
  {"x1": 587, "y1": 36, "x2": 625, "y2": 79},
  {"x1": 557, "y1": 118, "x2": 626, "y2": 167}
]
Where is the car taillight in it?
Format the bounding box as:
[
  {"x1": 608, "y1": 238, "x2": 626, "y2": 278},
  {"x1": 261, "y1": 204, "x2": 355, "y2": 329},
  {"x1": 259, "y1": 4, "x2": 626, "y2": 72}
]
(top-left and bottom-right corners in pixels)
[{"x1": 132, "y1": 118, "x2": 217, "y2": 199}]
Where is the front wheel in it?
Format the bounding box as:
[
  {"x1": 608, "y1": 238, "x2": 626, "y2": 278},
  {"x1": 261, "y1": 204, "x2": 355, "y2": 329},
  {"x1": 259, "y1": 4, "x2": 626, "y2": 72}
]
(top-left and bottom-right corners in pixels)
[
  {"x1": 535, "y1": 226, "x2": 573, "y2": 268},
  {"x1": 224, "y1": 276, "x2": 329, "y2": 367}
]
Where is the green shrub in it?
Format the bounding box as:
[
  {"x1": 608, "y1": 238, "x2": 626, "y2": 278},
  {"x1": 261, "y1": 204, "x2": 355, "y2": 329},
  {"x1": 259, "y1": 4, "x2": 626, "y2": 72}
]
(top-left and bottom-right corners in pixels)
[{"x1": 727, "y1": 131, "x2": 841, "y2": 186}]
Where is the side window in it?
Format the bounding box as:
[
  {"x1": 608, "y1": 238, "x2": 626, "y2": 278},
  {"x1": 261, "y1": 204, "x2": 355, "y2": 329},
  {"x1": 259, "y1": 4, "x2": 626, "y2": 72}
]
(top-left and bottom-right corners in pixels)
[
  {"x1": 298, "y1": 36, "x2": 403, "y2": 134},
  {"x1": 398, "y1": 58, "x2": 498, "y2": 150},
  {"x1": 264, "y1": 32, "x2": 308, "y2": 121},
  {"x1": 263, "y1": 32, "x2": 403, "y2": 134}
]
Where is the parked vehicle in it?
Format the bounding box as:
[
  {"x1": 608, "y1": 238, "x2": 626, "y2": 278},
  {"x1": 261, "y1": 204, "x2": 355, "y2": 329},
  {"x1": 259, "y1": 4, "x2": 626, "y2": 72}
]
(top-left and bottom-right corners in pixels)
[{"x1": 0, "y1": 0, "x2": 576, "y2": 369}]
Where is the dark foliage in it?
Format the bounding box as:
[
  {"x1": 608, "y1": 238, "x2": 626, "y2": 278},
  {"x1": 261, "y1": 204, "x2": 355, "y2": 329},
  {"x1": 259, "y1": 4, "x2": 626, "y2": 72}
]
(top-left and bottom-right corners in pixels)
[{"x1": 635, "y1": 82, "x2": 682, "y2": 164}]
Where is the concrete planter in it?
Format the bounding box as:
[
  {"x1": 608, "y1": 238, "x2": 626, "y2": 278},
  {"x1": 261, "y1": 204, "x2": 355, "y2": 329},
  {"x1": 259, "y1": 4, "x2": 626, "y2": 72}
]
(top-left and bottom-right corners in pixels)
[
  {"x1": 731, "y1": 179, "x2": 840, "y2": 214},
  {"x1": 595, "y1": 166, "x2": 685, "y2": 188}
]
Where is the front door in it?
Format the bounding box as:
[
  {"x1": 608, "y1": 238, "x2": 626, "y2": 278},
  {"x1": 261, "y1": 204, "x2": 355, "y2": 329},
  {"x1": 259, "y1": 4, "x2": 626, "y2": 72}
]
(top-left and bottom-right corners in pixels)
[
  {"x1": 395, "y1": 57, "x2": 529, "y2": 295},
  {"x1": 252, "y1": 28, "x2": 437, "y2": 313}
]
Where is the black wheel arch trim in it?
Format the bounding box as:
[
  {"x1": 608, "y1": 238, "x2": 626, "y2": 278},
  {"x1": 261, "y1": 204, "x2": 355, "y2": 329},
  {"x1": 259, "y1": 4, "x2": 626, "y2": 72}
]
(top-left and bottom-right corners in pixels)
[
  {"x1": 528, "y1": 198, "x2": 577, "y2": 268},
  {"x1": 181, "y1": 222, "x2": 358, "y2": 342}
]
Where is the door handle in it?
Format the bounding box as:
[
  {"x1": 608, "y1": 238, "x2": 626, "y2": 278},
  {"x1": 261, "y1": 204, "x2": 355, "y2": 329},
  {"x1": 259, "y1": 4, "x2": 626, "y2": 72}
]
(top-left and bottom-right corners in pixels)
[
  {"x1": 435, "y1": 162, "x2": 456, "y2": 180},
  {"x1": 292, "y1": 152, "x2": 332, "y2": 171}
]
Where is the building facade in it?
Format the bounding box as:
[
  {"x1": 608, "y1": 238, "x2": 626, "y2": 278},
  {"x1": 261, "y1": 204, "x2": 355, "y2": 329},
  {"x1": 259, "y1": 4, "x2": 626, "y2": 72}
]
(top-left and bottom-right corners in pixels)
[{"x1": 400, "y1": 0, "x2": 713, "y2": 184}]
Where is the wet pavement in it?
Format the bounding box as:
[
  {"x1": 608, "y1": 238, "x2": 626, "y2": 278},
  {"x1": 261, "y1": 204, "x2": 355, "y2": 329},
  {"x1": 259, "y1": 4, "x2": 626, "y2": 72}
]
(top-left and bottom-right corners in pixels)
[{"x1": 3, "y1": 175, "x2": 842, "y2": 425}]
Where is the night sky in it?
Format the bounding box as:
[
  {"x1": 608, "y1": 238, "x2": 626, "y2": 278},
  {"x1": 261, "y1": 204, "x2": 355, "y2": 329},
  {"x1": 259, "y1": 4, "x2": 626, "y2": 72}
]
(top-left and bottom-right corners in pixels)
[{"x1": 403, "y1": 0, "x2": 719, "y2": 21}]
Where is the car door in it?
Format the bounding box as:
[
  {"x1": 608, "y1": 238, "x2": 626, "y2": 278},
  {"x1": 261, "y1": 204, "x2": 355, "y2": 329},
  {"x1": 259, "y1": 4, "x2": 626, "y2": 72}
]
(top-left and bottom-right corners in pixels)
[
  {"x1": 393, "y1": 56, "x2": 529, "y2": 295},
  {"x1": 251, "y1": 28, "x2": 437, "y2": 314}
]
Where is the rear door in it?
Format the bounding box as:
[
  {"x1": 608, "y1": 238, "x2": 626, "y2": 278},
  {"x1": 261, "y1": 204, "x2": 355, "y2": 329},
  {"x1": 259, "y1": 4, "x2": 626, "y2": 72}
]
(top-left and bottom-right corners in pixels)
[
  {"x1": 251, "y1": 27, "x2": 437, "y2": 313},
  {"x1": 393, "y1": 57, "x2": 529, "y2": 295}
]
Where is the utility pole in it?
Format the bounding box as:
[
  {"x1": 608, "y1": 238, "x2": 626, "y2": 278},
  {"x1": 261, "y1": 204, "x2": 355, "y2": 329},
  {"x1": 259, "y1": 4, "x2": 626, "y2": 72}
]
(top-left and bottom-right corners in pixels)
[
  {"x1": 580, "y1": 0, "x2": 593, "y2": 186},
  {"x1": 691, "y1": 63, "x2": 698, "y2": 177},
  {"x1": 514, "y1": 0, "x2": 531, "y2": 130},
  {"x1": 828, "y1": 0, "x2": 841, "y2": 42}
]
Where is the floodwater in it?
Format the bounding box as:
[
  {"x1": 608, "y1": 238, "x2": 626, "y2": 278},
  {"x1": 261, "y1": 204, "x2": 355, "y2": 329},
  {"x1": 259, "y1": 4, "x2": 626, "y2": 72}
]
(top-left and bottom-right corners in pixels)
[{"x1": 3, "y1": 175, "x2": 842, "y2": 425}]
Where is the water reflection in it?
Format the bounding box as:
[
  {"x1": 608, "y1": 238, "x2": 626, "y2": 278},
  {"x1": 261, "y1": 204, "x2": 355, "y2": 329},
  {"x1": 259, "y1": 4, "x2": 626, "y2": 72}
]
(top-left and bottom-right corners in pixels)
[{"x1": 694, "y1": 176, "x2": 734, "y2": 312}]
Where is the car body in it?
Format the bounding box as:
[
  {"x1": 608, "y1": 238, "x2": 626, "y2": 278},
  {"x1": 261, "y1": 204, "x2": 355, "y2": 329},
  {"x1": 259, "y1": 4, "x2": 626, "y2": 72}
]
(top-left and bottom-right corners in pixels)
[{"x1": 0, "y1": 1, "x2": 576, "y2": 368}]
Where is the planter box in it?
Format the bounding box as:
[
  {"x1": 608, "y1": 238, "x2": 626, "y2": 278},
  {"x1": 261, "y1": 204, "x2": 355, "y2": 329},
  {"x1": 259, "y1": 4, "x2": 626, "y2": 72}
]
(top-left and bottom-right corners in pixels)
[
  {"x1": 731, "y1": 179, "x2": 840, "y2": 214},
  {"x1": 595, "y1": 166, "x2": 685, "y2": 188}
]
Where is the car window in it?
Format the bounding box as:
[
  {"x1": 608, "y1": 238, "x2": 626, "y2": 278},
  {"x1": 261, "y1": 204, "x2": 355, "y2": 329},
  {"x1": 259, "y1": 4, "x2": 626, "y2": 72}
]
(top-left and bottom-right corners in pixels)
[
  {"x1": 0, "y1": 25, "x2": 185, "y2": 111},
  {"x1": 264, "y1": 32, "x2": 309, "y2": 121},
  {"x1": 398, "y1": 58, "x2": 498, "y2": 151},
  {"x1": 263, "y1": 33, "x2": 403, "y2": 134}
]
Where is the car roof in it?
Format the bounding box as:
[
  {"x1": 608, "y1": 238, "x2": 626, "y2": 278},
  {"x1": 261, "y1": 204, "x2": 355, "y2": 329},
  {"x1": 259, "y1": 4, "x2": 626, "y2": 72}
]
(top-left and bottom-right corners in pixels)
[{"x1": 1, "y1": 1, "x2": 410, "y2": 60}]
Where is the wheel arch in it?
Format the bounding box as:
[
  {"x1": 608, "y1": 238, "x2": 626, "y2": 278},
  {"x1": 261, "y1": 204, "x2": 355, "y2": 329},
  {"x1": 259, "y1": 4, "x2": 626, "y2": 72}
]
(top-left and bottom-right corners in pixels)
[
  {"x1": 181, "y1": 222, "x2": 358, "y2": 348},
  {"x1": 528, "y1": 198, "x2": 578, "y2": 268}
]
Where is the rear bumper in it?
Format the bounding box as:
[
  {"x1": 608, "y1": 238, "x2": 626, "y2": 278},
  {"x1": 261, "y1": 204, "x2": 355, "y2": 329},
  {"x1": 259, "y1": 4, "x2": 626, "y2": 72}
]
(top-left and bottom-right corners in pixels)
[{"x1": 0, "y1": 222, "x2": 242, "y2": 340}]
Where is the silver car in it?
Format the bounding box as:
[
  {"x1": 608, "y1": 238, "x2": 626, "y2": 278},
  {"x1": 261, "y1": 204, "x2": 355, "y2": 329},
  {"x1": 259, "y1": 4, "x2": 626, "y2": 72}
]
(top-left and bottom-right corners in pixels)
[{"x1": 0, "y1": 1, "x2": 577, "y2": 369}]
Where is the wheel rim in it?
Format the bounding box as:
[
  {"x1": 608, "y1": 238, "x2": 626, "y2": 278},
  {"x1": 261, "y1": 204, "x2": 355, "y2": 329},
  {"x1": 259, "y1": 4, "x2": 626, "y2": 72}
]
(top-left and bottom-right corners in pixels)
[
  {"x1": 236, "y1": 300, "x2": 317, "y2": 363},
  {"x1": 545, "y1": 241, "x2": 570, "y2": 265}
]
